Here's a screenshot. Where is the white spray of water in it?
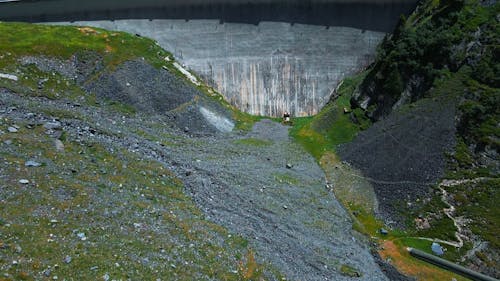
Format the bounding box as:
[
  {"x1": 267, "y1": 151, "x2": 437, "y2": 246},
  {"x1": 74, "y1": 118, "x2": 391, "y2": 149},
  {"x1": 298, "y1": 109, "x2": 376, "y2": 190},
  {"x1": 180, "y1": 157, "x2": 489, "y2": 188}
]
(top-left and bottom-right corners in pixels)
[{"x1": 199, "y1": 106, "x2": 234, "y2": 133}]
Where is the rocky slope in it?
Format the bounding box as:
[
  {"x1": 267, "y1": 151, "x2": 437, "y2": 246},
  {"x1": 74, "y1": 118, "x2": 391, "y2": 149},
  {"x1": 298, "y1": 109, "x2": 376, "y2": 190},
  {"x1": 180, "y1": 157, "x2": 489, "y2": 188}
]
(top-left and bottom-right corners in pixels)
[{"x1": 0, "y1": 22, "x2": 400, "y2": 280}]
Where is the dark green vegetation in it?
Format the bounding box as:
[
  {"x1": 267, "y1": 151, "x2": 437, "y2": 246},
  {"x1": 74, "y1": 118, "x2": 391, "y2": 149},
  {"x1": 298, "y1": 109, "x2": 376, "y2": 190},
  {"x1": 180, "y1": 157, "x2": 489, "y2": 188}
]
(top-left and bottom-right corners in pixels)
[
  {"x1": 291, "y1": 0, "x2": 499, "y2": 278},
  {"x1": 233, "y1": 138, "x2": 273, "y2": 147},
  {"x1": 353, "y1": 0, "x2": 499, "y2": 121},
  {"x1": 339, "y1": 264, "x2": 361, "y2": 278}
]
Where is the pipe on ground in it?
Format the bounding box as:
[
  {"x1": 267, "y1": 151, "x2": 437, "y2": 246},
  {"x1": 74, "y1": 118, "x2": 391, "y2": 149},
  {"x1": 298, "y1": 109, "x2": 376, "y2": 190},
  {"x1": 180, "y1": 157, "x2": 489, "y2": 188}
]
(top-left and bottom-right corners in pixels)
[{"x1": 407, "y1": 247, "x2": 498, "y2": 281}]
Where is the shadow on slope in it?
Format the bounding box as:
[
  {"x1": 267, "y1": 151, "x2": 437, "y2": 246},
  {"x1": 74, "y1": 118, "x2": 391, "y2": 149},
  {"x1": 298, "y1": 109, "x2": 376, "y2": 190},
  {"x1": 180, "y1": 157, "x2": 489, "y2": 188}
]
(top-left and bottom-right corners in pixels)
[{"x1": 337, "y1": 95, "x2": 457, "y2": 227}]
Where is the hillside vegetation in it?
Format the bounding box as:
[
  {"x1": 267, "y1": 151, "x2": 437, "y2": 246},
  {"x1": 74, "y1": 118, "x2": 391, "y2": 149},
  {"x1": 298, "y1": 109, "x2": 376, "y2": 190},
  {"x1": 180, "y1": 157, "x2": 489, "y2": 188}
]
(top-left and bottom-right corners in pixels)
[
  {"x1": 292, "y1": 0, "x2": 499, "y2": 279},
  {"x1": 0, "y1": 21, "x2": 399, "y2": 281},
  {"x1": 0, "y1": 22, "x2": 280, "y2": 280}
]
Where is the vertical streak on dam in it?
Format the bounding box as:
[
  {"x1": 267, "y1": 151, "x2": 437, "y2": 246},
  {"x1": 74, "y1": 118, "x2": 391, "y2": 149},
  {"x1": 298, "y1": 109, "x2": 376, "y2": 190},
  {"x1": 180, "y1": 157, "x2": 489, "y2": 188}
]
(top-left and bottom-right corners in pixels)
[
  {"x1": 1, "y1": 0, "x2": 416, "y2": 117},
  {"x1": 52, "y1": 19, "x2": 385, "y2": 117}
]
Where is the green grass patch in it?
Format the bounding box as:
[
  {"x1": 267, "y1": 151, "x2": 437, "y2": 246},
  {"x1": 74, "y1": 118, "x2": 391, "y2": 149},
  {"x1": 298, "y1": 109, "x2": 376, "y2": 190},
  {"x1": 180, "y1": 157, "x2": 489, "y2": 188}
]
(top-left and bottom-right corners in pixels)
[
  {"x1": 416, "y1": 216, "x2": 457, "y2": 242},
  {"x1": 0, "y1": 121, "x2": 278, "y2": 280},
  {"x1": 398, "y1": 238, "x2": 472, "y2": 262},
  {"x1": 340, "y1": 264, "x2": 361, "y2": 277},
  {"x1": 400, "y1": 237, "x2": 434, "y2": 253},
  {"x1": 290, "y1": 72, "x2": 370, "y2": 159},
  {"x1": 233, "y1": 138, "x2": 273, "y2": 147},
  {"x1": 232, "y1": 111, "x2": 276, "y2": 132},
  {"x1": 105, "y1": 100, "x2": 137, "y2": 116},
  {"x1": 272, "y1": 173, "x2": 300, "y2": 186},
  {"x1": 350, "y1": 206, "x2": 385, "y2": 237},
  {"x1": 0, "y1": 22, "x2": 173, "y2": 70}
]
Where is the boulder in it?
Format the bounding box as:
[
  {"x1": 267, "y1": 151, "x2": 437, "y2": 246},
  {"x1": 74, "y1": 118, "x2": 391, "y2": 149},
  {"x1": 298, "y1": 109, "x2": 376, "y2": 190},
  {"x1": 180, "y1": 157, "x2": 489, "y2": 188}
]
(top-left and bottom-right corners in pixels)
[{"x1": 431, "y1": 242, "x2": 444, "y2": 255}]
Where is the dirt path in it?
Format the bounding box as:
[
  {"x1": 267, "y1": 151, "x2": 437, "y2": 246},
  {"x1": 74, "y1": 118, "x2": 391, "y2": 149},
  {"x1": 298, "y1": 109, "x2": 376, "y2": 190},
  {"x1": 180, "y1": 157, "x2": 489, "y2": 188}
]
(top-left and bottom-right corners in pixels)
[
  {"x1": 435, "y1": 178, "x2": 492, "y2": 248},
  {"x1": 413, "y1": 177, "x2": 493, "y2": 249}
]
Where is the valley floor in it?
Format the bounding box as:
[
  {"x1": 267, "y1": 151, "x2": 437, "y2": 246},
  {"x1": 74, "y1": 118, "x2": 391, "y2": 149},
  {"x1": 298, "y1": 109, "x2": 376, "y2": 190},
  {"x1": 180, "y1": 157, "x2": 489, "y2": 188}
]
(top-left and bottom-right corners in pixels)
[{"x1": 1, "y1": 88, "x2": 390, "y2": 280}]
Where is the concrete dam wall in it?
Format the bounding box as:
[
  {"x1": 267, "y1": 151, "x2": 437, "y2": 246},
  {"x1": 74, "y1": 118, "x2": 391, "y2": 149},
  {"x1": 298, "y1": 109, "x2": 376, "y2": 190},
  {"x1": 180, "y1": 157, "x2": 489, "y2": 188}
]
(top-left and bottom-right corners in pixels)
[
  {"x1": 1, "y1": 0, "x2": 416, "y2": 116},
  {"x1": 61, "y1": 20, "x2": 384, "y2": 116}
]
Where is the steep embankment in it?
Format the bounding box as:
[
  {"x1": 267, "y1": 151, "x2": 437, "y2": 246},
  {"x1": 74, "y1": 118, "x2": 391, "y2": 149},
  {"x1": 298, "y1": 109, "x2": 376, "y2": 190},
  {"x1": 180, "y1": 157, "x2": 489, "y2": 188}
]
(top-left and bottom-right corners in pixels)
[
  {"x1": 0, "y1": 22, "x2": 396, "y2": 280},
  {"x1": 0, "y1": 23, "x2": 259, "y2": 280},
  {"x1": 294, "y1": 0, "x2": 499, "y2": 279}
]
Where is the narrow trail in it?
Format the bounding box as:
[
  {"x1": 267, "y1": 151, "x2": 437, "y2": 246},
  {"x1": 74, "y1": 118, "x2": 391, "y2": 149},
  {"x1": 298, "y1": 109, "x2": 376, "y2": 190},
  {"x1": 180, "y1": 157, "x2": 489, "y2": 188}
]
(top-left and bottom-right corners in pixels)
[
  {"x1": 432, "y1": 178, "x2": 493, "y2": 248},
  {"x1": 333, "y1": 159, "x2": 493, "y2": 249},
  {"x1": 436, "y1": 182, "x2": 465, "y2": 248}
]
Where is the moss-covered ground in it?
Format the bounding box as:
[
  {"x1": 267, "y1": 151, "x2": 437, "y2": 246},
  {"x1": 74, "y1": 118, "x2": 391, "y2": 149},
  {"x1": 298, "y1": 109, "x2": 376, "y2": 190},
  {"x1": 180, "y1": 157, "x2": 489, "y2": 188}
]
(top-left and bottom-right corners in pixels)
[
  {"x1": 0, "y1": 118, "x2": 274, "y2": 280},
  {"x1": 0, "y1": 21, "x2": 280, "y2": 280},
  {"x1": 289, "y1": 72, "x2": 370, "y2": 160}
]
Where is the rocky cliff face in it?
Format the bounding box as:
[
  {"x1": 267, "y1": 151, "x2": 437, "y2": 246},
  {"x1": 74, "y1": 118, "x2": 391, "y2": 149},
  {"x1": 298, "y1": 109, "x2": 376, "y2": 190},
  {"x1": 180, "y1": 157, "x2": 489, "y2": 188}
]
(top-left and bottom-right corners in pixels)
[
  {"x1": 337, "y1": 0, "x2": 499, "y2": 276},
  {"x1": 54, "y1": 20, "x2": 385, "y2": 116},
  {"x1": 350, "y1": 0, "x2": 499, "y2": 122}
]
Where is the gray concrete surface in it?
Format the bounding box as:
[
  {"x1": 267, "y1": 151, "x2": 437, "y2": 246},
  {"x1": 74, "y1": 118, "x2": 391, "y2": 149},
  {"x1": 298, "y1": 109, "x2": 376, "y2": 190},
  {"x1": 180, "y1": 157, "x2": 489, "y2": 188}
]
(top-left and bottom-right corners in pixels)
[{"x1": 51, "y1": 20, "x2": 384, "y2": 117}]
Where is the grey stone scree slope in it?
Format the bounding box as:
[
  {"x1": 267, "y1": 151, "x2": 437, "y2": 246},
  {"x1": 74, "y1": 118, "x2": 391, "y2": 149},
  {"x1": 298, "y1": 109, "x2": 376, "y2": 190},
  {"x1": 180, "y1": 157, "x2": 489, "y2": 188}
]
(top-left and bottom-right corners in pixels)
[
  {"x1": 338, "y1": 97, "x2": 457, "y2": 227},
  {"x1": 181, "y1": 119, "x2": 390, "y2": 280},
  {"x1": 52, "y1": 20, "x2": 385, "y2": 117},
  {"x1": 0, "y1": 52, "x2": 392, "y2": 279}
]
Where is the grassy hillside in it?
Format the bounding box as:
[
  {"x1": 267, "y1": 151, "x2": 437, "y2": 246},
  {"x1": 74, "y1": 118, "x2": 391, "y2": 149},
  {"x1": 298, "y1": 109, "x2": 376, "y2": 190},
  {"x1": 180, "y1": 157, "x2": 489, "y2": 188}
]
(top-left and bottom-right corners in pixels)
[
  {"x1": 0, "y1": 124, "x2": 264, "y2": 280},
  {"x1": 289, "y1": 72, "x2": 371, "y2": 159},
  {"x1": 292, "y1": 0, "x2": 499, "y2": 279},
  {"x1": 0, "y1": 22, "x2": 278, "y2": 280},
  {"x1": 0, "y1": 22, "x2": 262, "y2": 131}
]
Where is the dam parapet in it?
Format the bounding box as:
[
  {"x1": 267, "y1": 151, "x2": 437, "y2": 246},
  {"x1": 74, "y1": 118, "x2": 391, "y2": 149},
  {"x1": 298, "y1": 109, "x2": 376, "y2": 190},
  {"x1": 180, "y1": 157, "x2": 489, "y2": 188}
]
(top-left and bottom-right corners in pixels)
[{"x1": 1, "y1": 0, "x2": 417, "y2": 32}]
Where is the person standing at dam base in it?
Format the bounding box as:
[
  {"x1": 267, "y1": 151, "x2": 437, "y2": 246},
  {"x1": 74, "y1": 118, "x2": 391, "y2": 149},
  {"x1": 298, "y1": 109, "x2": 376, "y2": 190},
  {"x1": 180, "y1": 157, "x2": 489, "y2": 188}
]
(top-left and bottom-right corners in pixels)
[{"x1": 283, "y1": 112, "x2": 290, "y2": 122}]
